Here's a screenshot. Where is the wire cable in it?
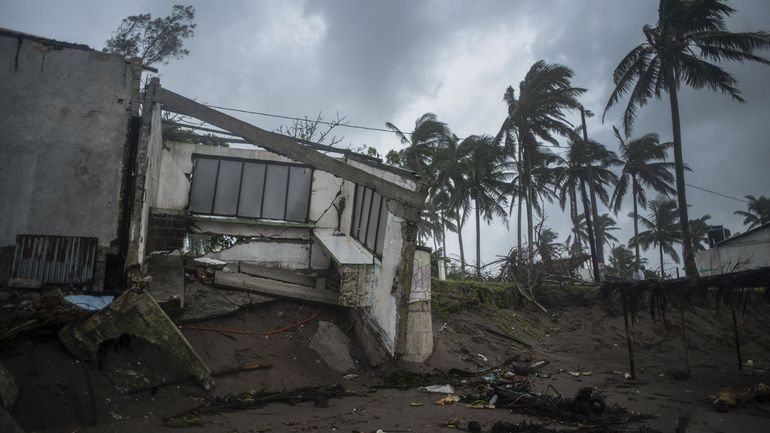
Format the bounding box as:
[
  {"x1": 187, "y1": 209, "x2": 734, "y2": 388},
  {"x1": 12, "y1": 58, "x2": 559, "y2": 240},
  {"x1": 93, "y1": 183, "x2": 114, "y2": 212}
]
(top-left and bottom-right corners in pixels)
[{"x1": 686, "y1": 183, "x2": 748, "y2": 203}]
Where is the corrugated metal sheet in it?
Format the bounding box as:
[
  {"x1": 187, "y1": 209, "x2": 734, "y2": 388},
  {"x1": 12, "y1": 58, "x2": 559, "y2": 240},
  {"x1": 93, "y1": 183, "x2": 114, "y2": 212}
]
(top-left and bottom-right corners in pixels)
[{"x1": 11, "y1": 235, "x2": 98, "y2": 285}]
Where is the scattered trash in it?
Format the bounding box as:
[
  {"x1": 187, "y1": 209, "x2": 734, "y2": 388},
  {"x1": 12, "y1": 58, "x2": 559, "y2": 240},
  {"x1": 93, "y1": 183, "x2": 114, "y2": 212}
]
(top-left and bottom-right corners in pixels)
[
  {"x1": 489, "y1": 394, "x2": 499, "y2": 405},
  {"x1": 581, "y1": 371, "x2": 592, "y2": 376},
  {"x1": 441, "y1": 417, "x2": 463, "y2": 428},
  {"x1": 64, "y1": 295, "x2": 114, "y2": 311},
  {"x1": 435, "y1": 395, "x2": 460, "y2": 405},
  {"x1": 744, "y1": 359, "x2": 755, "y2": 367},
  {"x1": 419, "y1": 384, "x2": 455, "y2": 394},
  {"x1": 624, "y1": 372, "x2": 633, "y2": 380},
  {"x1": 477, "y1": 353, "x2": 488, "y2": 362},
  {"x1": 409, "y1": 402, "x2": 423, "y2": 407},
  {"x1": 466, "y1": 401, "x2": 495, "y2": 409},
  {"x1": 529, "y1": 360, "x2": 548, "y2": 370},
  {"x1": 568, "y1": 371, "x2": 581, "y2": 377},
  {"x1": 534, "y1": 372, "x2": 551, "y2": 379},
  {"x1": 481, "y1": 373, "x2": 497, "y2": 383},
  {"x1": 343, "y1": 373, "x2": 359, "y2": 380}
]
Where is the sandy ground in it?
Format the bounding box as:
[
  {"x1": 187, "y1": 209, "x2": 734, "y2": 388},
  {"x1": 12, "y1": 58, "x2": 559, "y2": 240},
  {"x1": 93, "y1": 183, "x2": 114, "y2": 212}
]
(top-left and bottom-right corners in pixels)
[{"x1": 2, "y1": 283, "x2": 770, "y2": 433}]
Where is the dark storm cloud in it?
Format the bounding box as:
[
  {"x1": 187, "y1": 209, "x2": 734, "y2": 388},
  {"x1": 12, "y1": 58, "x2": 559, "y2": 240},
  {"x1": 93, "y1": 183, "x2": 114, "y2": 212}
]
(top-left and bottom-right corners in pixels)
[{"x1": 1, "y1": 0, "x2": 768, "y2": 270}]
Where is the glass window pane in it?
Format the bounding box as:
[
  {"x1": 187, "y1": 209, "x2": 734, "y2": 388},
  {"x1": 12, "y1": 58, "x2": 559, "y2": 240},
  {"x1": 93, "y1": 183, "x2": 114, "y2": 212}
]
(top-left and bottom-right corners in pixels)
[
  {"x1": 262, "y1": 164, "x2": 289, "y2": 219},
  {"x1": 351, "y1": 184, "x2": 363, "y2": 237},
  {"x1": 238, "y1": 162, "x2": 266, "y2": 218},
  {"x1": 189, "y1": 158, "x2": 219, "y2": 213},
  {"x1": 365, "y1": 193, "x2": 382, "y2": 250},
  {"x1": 357, "y1": 188, "x2": 372, "y2": 241},
  {"x1": 213, "y1": 160, "x2": 242, "y2": 215},
  {"x1": 285, "y1": 166, "x2": 312, "y2": 222},
  {"x1": 375, "y1": 199, "x2": 388, "y2": 255}
]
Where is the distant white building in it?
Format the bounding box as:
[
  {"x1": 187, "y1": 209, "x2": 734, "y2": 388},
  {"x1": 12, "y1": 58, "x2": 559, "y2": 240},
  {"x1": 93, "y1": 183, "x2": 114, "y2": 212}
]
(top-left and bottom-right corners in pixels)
[{"x1": 695, "y1": 223, "x2": 770, "y2": 276}]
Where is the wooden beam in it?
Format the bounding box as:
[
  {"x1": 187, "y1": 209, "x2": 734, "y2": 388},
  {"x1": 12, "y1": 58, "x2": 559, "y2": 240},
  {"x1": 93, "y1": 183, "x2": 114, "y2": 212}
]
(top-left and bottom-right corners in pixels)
[
  {"x1": 152, "y1": 87, "x2": 425, "y2": 218},
  {"x1": 214, "y1": 271, "x2": 339, "y2": 306}
]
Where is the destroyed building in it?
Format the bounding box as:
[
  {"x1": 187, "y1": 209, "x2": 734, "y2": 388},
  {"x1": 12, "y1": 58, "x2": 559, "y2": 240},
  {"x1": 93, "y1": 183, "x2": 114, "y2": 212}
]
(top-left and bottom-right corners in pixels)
[{"x1": 0, "y1": 28, "x2": 433, "y2": 365}]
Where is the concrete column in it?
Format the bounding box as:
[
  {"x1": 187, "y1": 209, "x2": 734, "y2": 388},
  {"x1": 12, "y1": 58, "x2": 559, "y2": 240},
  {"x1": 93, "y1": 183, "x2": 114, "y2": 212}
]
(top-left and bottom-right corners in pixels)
[{"x1": 402, "y1": 247, "x2": 433, "y2": 362}]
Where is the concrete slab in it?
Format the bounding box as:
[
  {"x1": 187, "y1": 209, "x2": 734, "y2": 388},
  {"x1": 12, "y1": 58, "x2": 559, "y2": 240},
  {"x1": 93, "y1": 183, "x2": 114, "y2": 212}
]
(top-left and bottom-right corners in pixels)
[
  {"x1": 312, "y1": 229, "x2": 373, "y2": 266},
  {"x1": 239, "y1": 262, "x2": 317, "y2": 287},
  {"x1": 179, "y1": 281, "x2": 274, "y2": 324},
  {"x1": 214, "y1": 271, "x2": 339, "y2": 306},
  {"x1": 309, "y1": 321, "x2": 356, "y2": 373},
  {"x1": 147, "y1": 254, "x2": 185, "y2": 309}
]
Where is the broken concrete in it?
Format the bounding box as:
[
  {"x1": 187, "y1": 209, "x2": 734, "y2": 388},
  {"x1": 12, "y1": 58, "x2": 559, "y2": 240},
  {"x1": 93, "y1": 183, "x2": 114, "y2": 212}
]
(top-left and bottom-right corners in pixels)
[
  {"x1": 239, "y1": 262, "x2": 317, "y2": 287},
  {"x1": 179, "y1": 280, "x2": 274, "y2": 324},
  {"x1": 58, "y1": 289, "x2": 213, "y2": 390},
  {"x1": 215, "y1": 271, "x2": 339, "y2": 306},
  {"x1": 309, "y1": 321, "x2": 356, "y2": 373}
]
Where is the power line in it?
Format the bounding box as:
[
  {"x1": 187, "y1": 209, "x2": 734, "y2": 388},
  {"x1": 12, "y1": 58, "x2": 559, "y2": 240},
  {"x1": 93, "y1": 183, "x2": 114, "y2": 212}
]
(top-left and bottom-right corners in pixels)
[
  {"x1": 203, "y1": 103, "x2": 568, "y2": 148},
  {"x1": 686, "y1": 183, "x2": 748, "y2": 203}
]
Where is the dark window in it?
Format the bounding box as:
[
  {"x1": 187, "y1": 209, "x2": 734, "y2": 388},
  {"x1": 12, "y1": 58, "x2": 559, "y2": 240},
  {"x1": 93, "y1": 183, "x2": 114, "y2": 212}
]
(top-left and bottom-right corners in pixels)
[
  {"x1": 350, "y1": 184, "x2": 388, "y2": 256},
  {"x1": 189, "y1": 155, "x2": 313, "y2": 223}
]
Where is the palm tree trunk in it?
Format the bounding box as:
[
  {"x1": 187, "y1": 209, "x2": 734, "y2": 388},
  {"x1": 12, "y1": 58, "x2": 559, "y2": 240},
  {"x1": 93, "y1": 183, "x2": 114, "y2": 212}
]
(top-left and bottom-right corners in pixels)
[
  {"x1": 526, "y1": 151, "x2": 534, "y2": 263},
  {"x1": 580, "y1": 174, "x2": 600, "y2": 281},
  {"x1": 517, "y1": 192, "x2": 523, "y2": 252},
  {"x1": 632, "y1": 176, "x2": 641, "y2": 267},
  {"x1": 659, "y1": 244, "x2": 665, "y2": 280},
  {"x1": 570, "y1": 184, "x2": 581, "y2": 251},
  {"x1": 457, "y1": 210, "x2": 466, "y2": 277},
  {"x1": 580, "y1": 107, "x2": 604, "y2": 267},
  {"x1": 664, "y1": 64, "x2": 697, "y2": 278},
  {"x1": 474, "y1": 200, "x2": 481, "y2": 278},
  {"x1": 441, "y1": 213, "x2": 447, "y2": 256}
]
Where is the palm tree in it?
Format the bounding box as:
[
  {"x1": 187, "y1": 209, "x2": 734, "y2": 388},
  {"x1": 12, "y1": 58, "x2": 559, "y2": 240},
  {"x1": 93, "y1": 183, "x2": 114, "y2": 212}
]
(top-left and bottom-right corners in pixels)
[
  {"x1": 574, "y1": 213, "x2": 621, "y2": 250},
  {"x1": 501, "y1": 60, "x2": 586, "y2": 262},
  {"x1": 553, "y1": 131, "x2": 619, "y2": 258},
  {"x1": 630, "y1": 196, "x2": 681, "y2": 279},
  {"x1": 606, "y1": 244, "x2": 639, "y2": 279},
  {"x1": 605, "y1": 0, "x2": 770, "y2": 277},
  {"x1": 458, "y1": 135, "x2": 511, "y2": 277},
  {"x1": 386, "y1": 113, "x2": 451, "y2": 188},
  {"x1": 432, "y1": 135, "x2": 471, "y2": 276},
  {"x1": 610, "y1": 126, "x2": 677, "y2": 266},
  {"x1": 734, "y1": 195, "x2": 770, "y2": 229},
  {"x1": 689, "y1": 214, "x2": 712, "y2": 252}
]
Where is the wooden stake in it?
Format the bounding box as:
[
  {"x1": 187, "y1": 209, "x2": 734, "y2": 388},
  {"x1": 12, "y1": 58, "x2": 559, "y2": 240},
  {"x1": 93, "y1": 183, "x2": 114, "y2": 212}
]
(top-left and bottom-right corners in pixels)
[
  {"x1": 679, "y1": 292, "x2": 691, "y2": 375},
  {"x1": 731, "y1": 300, "x2": 743, "y2": 371},
  {"x1": 621, "y1": 287, "x2": 636, "y2": 379}
]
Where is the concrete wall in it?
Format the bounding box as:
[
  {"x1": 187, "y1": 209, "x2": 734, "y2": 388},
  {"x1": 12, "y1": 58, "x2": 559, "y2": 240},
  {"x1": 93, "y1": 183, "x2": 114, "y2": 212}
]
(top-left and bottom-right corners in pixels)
[
  {"x1": 0, "y1": 31, "x2": 139, "y2": 248},
  {"x1": 338, "y1": 159, "x2": 420, "y2": 354},
  {"x1": 695, "y1": 226, "x2": 770, "y2": 276}
]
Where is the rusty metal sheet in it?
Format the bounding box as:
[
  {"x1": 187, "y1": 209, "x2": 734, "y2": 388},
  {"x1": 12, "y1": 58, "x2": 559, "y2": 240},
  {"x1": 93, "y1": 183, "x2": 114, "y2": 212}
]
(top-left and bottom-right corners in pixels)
[{"x1": 11, "y1": 235, "x2": 98, "y2": 285}]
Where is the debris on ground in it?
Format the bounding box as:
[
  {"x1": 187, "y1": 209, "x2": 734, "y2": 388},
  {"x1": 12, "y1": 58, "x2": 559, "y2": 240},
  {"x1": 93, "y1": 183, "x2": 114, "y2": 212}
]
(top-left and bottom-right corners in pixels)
[
  {"x1": 58, "y1": 289, "x2": 213, "y2": 390},
  {"x1": 711, "y1": 383, "x2": 770, "y2": 412},
  {"x1": 489, "y1": 420, "x2": 664, "y2": 433},
  {"x1": 420, "y1": 384, "x2": 456, "y2": 394},
  {"x1": 308, "y1": 321, "x2": 357, "y2": 373}
]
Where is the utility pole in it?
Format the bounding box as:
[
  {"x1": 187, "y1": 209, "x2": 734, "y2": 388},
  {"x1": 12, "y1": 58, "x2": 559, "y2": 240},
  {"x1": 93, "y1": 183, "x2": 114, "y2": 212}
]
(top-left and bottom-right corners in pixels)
[{"x1": 578, "y1": 105, "x2": 600, "y2": 282}]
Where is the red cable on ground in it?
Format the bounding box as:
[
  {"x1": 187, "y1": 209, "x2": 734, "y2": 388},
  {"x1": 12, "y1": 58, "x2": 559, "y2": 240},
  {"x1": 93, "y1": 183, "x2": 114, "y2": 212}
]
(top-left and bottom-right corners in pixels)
[{"x1": 179, "y1": 309, "x2": 322, "y2": 336}]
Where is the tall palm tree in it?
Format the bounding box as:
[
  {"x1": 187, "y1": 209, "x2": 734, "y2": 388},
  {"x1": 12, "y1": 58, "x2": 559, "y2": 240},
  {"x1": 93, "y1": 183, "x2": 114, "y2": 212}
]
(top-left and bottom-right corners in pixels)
[
  {"x1": 734, "y1": 195, "x2": 770, "y2": 229},
  {"x1": 606, "y1": 244, "x2": 639, "y2": 279},
  {"x1": 610, "y1": 126, "x2": 677, "y2": 266},
  {"x1": 458, "y1": 135, "x2": 511, "y2": 277},
  {"x1": 689, "y1": 214, "x2": 712, "y2": 252},
  {"x1": 605, "y1": 0, "x2": 770, "y2": 277},
  {"x1": 501, "y1": 60, "x2": 586, "y2": 262},
  {"x1": 432, "y1": 135, "x2": 471, "y2": 276},
  {"x1": 630, "y1": 196, "x2": 681, "y2": 279}
]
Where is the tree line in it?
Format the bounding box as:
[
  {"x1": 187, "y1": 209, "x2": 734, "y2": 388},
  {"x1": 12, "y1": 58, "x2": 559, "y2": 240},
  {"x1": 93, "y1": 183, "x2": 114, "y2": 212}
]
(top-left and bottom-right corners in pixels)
[{"x1": 386, "y1": 0, "x2": 770, "y2": 281}]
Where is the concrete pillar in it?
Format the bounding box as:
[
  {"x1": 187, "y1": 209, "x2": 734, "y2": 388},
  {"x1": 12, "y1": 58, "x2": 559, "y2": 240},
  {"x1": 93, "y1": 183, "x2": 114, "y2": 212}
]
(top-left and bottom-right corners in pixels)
[
  {"x1": 437, "y1": 257, "x2": 447, "y2": 281},
  {"x1": 402, "y1": 247, "x2": 433, "y2": 362}
]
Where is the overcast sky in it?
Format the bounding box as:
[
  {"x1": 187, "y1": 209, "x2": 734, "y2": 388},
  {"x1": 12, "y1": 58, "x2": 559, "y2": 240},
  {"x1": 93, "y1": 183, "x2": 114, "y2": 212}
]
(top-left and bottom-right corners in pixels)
[{"x1": 2, "y1": 0, "x2": 768, "y2": 275}]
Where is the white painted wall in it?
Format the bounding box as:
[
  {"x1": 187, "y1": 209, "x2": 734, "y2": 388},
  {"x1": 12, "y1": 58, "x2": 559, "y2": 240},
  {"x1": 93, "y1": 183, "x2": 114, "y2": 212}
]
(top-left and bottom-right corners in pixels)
[{"x1": 695, "y1": 226, "x2": 770, "y2": 276}]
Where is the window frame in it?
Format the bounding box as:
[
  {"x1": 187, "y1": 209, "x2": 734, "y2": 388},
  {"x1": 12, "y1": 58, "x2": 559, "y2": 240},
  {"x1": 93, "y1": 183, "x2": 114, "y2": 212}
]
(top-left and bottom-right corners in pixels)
[
  {"x1": 350, "y1": 184, "x2": 388, "y2": 258},
  {"x1": 189, "y1": 154, "x2": 314, "y2": 223}
]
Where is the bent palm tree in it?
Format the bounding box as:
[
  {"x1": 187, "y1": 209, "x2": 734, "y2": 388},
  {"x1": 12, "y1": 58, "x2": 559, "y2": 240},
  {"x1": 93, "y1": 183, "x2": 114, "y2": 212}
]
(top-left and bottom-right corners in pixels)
[
  {"x1": 630, "y1": 196, "x2": 681, "y2": 279},
  {"x1": 604, "y1": 0, "x2": 770, "y2": 277},
  {"x1": 610, "y1": 126, "x2": 677, "y2": 266},
  {"x1": 501, "y1": 60, "x2": 585, "y2": 261},
  {"x1": 386, "y1": 113, "x2": 451, "y2": 188},
  {"x1": 734, "y1": 195, "x2": 770, "y2": 229}
]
